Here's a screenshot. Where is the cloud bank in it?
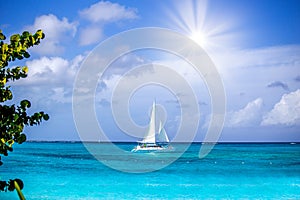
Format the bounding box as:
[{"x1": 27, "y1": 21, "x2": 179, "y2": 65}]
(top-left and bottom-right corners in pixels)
[
  {"x1": 226, "y1": 98, "x2": 263, "y2": 127},
  {"x1": 262, "y1": 89, "x2": 300, "y2": 126}
]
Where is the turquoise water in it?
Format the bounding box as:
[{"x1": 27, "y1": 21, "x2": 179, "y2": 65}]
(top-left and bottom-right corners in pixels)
[{"x1": 1, "y1": 142, "x2": 299, "y2": 199}]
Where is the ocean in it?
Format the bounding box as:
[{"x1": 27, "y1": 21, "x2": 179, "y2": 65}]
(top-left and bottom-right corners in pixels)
[{"x1": 0, "y1": 142, "x2": 299, "y2": 199}]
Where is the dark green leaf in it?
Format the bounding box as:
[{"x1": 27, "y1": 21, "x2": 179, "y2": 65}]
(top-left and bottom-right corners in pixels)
[
  {"x1": 0, "y1": 180, "x2": 6, "y2": 191},
  {"x1": 20, "y1": 100, "x2": 31, "y2": 108},
  {"x1": 8, "y1": 180, "x2": 15, "y2": 191},
  {"x1": 43, "y1": 114, "x2": 50, "y2": 121},
  {"x1": 23, "y1": 52, "x2": 30, "y2": 58},
  {"x1": 35, "y1": 30, "x2": 44, "y2": 39},
  {"x1": 17, "y1": 134, "x2": 26, "y2": 144},
  {"x1": 22, "y1": 31, "x2": 30, "y2": 38}
]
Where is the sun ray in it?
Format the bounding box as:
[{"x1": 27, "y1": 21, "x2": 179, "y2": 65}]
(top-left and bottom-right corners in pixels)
[{"x1": 165, "y1": 0, "x2": 239, "y2": 51}]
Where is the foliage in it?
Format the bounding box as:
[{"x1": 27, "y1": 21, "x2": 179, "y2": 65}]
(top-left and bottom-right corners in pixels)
[
  {"x1": 0, "y1": 179, "x2": 23, "y2": 192},
  {"x1": 0, "y1": 29, "x2": 49, "y2": 194}
]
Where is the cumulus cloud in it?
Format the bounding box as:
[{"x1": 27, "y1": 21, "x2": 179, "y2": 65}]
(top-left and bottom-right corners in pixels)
[
  {"x1": 262, "y1": 89, "x2": 300, "y2": 126},
  {"x1": 78, "y1": 1, "x2": 138, "y2": 46},
  {"x1": 10, "y1": 55, "x2": 84, "y2": 106},
  {"x1": 14, "y1": 55, "x2": 84, "y2": 86},
  {"x1": 267, "y1": 81, "x2": 289, "y2": 91},
  {"x1": 26, "y1": 14, "x2": 77, "y2": 55},
  {"x1": 79, "y1": 1, "x2": 137, "y2": 23},
  {"x1": 226, "y1": 98, "x2": 263, "y2": 127}
]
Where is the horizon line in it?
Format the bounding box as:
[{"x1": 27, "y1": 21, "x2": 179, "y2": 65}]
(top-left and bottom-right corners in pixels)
[{"x1": 26, "y1": 140, "x2": 299, "y2": 144}]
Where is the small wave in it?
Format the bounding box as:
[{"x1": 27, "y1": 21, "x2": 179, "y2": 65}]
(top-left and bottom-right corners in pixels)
[
  {"x1": 291, "y1": 183, "x2": 300, "y2": 187},
  {"x1": 179, "y1": 183, "x2": 203, "y2": 187},
  {"x1": 146, "y1": 183, "x2": 170, "y2": 187}
]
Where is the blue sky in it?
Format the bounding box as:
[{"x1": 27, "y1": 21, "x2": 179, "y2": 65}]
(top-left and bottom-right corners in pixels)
[{"x1": 1, "y1": 0, "x2": 300, "y2": 142}]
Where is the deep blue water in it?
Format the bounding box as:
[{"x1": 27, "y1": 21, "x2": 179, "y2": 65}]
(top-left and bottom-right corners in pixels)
[{"x1": 0, "y1": 142, "x2": 299, "y2": 199}]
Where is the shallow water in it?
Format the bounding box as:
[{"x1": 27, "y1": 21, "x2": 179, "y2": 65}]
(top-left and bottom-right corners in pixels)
[{"x1": 1, "y1": 142, "x2": 299, "y2": 199}]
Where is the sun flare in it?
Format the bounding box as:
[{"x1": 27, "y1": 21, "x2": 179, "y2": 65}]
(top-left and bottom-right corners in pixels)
[
  {"x1": 166, "y1": 0, "x2": 237, "y2": 51},
  {"x1": 190, "y1": 31, "x2": 207, "y2": 47}
]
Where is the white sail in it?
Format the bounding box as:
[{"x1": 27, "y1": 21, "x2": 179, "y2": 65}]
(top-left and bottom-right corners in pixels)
[
  {"x1": 141, "y1": 101, "x2": 156, "y2": 143},
  {"x1": 132, "y1": 101, "x2": 171, "y2": 152},
  {"x1": 157, "y1": 121, "x2": 169, "y2": 143}
]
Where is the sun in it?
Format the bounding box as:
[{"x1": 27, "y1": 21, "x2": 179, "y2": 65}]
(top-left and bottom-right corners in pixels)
[{"x1": 189, "y1": 30, "x2": 207, "y2": 47}]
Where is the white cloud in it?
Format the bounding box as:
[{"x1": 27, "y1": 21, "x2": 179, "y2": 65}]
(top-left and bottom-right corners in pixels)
[
  {"x1": 79, "y1": 26, "x2": 103, "y2": 46},
  {"x1": 226, "y1": 98, "x2": 263, "y2": 127},
  {"x1": 26, "y1": 14, "x2": 77, "y2": 55},
  {"x1": 78, "y1": 1, "x2": 138, "y2": 46},
  {"x1": 10, "y1": 55, "x2": 84, "y2": 107},
  {"x1": 15, "y1": 55, "x2": 84, "y2": 86},
  {"x1": 262, "y1": 89, "x2": 300, "y2": 126},
  {"x1": 79, "y1": 1, "x2": 137, "y2": 23}
]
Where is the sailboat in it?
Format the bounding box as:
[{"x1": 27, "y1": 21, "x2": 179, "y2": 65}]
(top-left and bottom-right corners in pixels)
[{"x1": 131, "y1": 101, "x2": 170, "y2": 152}]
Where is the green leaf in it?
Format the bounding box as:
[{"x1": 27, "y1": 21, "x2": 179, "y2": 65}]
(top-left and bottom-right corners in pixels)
[
  {"x1": 7, "y1": 139, "x2": 14, "y2": 147},
  {"x1": 35, "y1": 30, "x2": 45, "y2": 39},
  {"x1": 17, "y1": 134, "x2": 26, "y2": 144},
  {"x1": 30, "y1": 36, "x2": 35, "y2": 45},
  {"x1": 22, "y1": 66, "x2": 28, "y2": 73},
  {"x1": 20, "y1": 100, "x2": 31, "y2": 108},
  {"x1": 43, "y1": 114, "x2": 50, "y2": 121},
  {"x1": 1, "y1": 43, "x2": 8, "y2": 53},
  {"x1": 7, "y1": 90, "x2": 13, "y2": 100},
  {"x1": 0, "y1": 77, "x2": 7, "y2": 86},
  {"x1": 23, "y1": 52, "x2": 30, "y2": 58},
  {"x1": 0, "y1": 30, "x2": 6, "y2": 40},
  {"x1": 8, "y1": 180, "x2": 15, "y2": 191},
  {"x1": 10, "y1": 34, "x2": 20, "y2": 42},
  {"x1": 22, "y1": 31, "x2": 30, "y2": 38},
  {"x1": 1, "y1": 53, "x2": 7, "y2": 61}
]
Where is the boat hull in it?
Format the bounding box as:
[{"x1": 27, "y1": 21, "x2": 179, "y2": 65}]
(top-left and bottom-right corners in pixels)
[{"x1": 131, "y1": 144, "x2": 172, "y2": 152}]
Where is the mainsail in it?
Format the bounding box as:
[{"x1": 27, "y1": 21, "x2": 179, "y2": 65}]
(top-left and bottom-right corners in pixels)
[{"x1": 140, "y1": 101, "x2": 156, "y2": 143}]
